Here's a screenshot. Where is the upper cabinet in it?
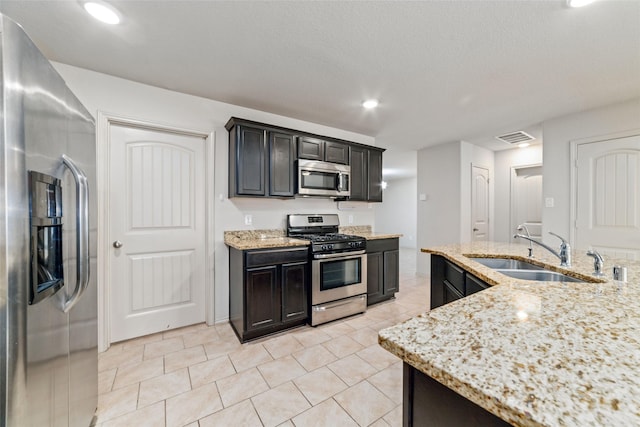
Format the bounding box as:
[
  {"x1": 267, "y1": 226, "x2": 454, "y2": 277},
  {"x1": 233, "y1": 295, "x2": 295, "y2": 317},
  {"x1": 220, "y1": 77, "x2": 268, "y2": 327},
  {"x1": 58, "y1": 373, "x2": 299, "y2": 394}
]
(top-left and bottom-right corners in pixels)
[
  {"x1": 298, "y1": 136, "x2": 349, "y2": 165},
  {"x1": 227, "y1": 119, "x2": 296, "y2": 198},
  {"x1": 226, "y1": 117, "x2": 384, "y2": 202},
  {"x1": 349, "y1": 145, "x2": 384, "y2": 202}
]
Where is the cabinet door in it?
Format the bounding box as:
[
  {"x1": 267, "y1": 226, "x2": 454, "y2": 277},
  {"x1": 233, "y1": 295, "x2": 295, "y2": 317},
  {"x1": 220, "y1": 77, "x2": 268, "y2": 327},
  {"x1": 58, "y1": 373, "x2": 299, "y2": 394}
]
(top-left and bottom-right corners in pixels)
[
  {"x1": 325, "y1": 141, "x2": 349, "y2": 164},
  {"x1": 349, "y1": 146, "x2": 368, "y2": 201},
  {"x1": 383, "y1": 249, "x2": 399, "y2": 295},
  {"x1": 443, "y1": 280, "x2": 464, "y2": 305},
  {"x1": 269, "y1": 132, "x2": 296, "y2": 197},
  {"x1": 368, "y1": 149, "x2": 383, "y2": 202},
  {"x1": 281, "y1": 262, "x2": 308, "y2": 323},
  {"x1": 236, "y1": 125, "x2": 266, "y2": 196},
  {"x1": 298, "y1": 136, "x2": 324, "y2": 160},
  {"x1": 245, "y1": 266, "x2": 280, "y2": 331},
  {"x1": 367, "y1": 252, "x2": 384, "y2": 305}
]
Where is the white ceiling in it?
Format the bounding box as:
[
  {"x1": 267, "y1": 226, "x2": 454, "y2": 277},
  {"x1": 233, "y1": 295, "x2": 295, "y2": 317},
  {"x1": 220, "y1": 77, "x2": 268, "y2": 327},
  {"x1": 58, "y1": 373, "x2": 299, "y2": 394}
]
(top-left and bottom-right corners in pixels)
[{"x1": 1, "y1": 1, "x2": 639, "y2": 178}]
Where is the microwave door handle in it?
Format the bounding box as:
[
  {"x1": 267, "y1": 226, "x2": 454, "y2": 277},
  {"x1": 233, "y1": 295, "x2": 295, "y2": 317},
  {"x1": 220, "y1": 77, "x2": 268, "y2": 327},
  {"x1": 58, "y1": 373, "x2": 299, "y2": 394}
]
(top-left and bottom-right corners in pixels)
[
  {"x1": 338, "y1": 173, "x2": 344, "y2": 191},
  {"x1": 61, "y1": 154, "x2": 90, "y2": 313}
]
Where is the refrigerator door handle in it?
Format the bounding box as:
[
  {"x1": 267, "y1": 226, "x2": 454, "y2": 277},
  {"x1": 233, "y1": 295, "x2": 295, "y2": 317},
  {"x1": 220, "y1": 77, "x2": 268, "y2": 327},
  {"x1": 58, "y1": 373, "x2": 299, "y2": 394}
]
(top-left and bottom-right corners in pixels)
[{"x1": 61, "y1": 154, "x2": 90, "y2": 313}]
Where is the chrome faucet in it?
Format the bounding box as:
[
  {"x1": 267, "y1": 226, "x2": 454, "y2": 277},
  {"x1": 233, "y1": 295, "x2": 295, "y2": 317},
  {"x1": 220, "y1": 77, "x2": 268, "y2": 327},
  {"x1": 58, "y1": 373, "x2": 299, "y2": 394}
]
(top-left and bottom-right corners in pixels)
[
  {"x1": 516, "y1": 224, "x2": 533, "y2": 257},
  {"x1": 586, "y1": 249, "x2": 604, "y2": 276},
  {"x1": 513, "y1": 231, "x2": 572, "y2": 267}
]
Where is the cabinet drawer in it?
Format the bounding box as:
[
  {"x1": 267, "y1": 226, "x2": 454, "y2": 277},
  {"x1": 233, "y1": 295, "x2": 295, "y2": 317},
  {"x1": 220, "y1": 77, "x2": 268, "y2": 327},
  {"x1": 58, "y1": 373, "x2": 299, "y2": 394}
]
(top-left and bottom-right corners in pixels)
[
  {"x1": 443, "y1": 260, "x2": 464, "y2": 294},
  {"x1": 366, "y1": 238, "x2": 399, "y2": 253},
  {"x1": 246, "y1": 247, "x2": 309, "y2": 268},
  {"x1": 465, "y1": 274, "x2": 489, "y2": 295}
]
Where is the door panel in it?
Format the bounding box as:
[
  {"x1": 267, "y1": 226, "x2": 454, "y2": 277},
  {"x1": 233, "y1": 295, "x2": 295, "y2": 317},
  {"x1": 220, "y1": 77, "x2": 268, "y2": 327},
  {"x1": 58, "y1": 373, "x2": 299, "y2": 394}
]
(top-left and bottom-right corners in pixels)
[
  {"x1": 471, "y1": 166, "x2": 490, "y2": 241},
  {"x1": 110, "y1": 124, "x2": 206, "y2": 342},
  {"x1": 576, "y1": 135, "x2": 640, "y2": 259}
]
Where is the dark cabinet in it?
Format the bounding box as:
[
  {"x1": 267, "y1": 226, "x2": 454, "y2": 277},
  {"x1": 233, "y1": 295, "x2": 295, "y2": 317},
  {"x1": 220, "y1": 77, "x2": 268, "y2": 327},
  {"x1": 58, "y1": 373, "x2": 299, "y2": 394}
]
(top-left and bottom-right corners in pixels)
[
  {"x1": 269, "y1": 132, "x2": 296, "y2": 197},
  {"x1": 366, "y1": 238, "x2": 400, "y2": 305},
  {"x1": 229, "y1": 246, "x2": 309, "y2": 342},
  {"x1": 349, "y1": 146, "x2": 384, "y2": 202},
  {"x1": 298, "y1": 136, "x2": 349, "y2": 164},
  {"x1": 430, "y1": 255, "x2": 489, "y2": 310},
  {"x1": 227, "y1": 119, "x2": 296, "y2": 198},
  {"x1": 403, "y1": 363, "x2": 511, "y2": 427}
]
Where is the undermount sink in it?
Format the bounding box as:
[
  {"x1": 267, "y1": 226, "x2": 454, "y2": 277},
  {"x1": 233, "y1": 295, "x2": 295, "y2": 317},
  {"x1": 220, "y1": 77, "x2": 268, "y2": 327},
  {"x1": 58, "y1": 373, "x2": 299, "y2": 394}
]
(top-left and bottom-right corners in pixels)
[
  {"x1": 470, "y1": 257, "x2": 546, "y2": 271},
  {"x1": 494, "y1": 269, "x2": 586, "y2": 283},
  {"x1": 467, "y1": 256, "x2": 594, "y2": 283}
]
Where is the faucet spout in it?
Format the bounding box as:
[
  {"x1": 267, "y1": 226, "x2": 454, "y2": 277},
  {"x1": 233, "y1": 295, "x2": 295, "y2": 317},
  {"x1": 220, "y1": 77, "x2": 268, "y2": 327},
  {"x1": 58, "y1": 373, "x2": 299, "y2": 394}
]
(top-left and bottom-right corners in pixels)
[{"x1": 513, "y1": 231, "x2": 572, "y2": 267}]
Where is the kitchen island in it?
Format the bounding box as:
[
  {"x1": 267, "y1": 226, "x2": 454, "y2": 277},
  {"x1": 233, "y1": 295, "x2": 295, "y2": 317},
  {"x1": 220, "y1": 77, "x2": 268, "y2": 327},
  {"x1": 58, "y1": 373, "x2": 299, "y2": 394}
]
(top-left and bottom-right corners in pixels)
[{"x1": 379, "y1": 241, "x2": 640, "y2": 426}]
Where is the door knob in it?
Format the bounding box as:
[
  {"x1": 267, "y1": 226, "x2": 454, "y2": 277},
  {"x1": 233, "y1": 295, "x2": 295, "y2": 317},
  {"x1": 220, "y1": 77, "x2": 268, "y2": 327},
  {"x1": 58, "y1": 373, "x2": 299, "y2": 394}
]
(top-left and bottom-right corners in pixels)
[
  {"x1": 113, "y1": 240, "x2": 123, "y2": 248},
  {"x1": 473, "y1": 228, "x2": 479, "y2": 232}
]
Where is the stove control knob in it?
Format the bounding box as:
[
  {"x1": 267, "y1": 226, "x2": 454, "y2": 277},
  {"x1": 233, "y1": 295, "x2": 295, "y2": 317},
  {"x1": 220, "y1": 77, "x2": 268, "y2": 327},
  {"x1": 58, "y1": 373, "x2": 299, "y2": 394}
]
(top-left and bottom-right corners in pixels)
[
  {"x1": 321, "y1": 245, "x2": 327, "y2": 250},
  {"x1": 328, "y1": 244, "x2": 334, "y2": 250}
]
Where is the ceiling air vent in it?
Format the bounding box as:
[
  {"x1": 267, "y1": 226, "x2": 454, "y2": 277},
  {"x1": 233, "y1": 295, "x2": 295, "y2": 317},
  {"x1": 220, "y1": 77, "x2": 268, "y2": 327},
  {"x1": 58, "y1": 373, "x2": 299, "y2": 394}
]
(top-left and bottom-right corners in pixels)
[{"x1": 495, "y1": 131, "x2": 535, "y2": 145}]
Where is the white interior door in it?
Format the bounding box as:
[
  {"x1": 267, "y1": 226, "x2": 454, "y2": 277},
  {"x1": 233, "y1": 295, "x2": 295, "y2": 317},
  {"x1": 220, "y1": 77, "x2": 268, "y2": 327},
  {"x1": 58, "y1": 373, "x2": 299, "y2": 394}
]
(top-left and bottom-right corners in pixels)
[
  {"x1": 471, "y1": 165, "x2": 489, "y2": 241},
  {"x1": 575, "y1": 134, "x2": 640, "y2": 260},
  {"x1": 109, "y1": 123, "x2": 206, "y2": 342},
  {"x1": 510, "y1": 165, "x2": 543, "y2": 241}
]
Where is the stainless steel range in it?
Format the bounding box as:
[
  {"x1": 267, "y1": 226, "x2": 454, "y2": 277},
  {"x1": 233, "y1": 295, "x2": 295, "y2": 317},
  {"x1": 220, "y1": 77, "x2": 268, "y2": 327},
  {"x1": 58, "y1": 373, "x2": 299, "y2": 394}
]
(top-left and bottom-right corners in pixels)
[{"x1": 287, "y1": 214, "x2": 367, "y2": 326}]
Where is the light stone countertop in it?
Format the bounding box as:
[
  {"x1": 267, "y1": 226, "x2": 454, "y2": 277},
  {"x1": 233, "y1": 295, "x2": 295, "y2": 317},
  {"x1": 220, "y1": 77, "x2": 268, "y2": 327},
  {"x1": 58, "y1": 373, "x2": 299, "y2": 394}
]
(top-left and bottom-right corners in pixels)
[
  {"x1": 224, "y1": 230, "x2": 309, "y2": 250},
  {"x1": 224, "y1": 226, "x2": 401, "y2": 250},
  {"x1": 378, "y1": 241, "x2": 640, "y2": 427}
]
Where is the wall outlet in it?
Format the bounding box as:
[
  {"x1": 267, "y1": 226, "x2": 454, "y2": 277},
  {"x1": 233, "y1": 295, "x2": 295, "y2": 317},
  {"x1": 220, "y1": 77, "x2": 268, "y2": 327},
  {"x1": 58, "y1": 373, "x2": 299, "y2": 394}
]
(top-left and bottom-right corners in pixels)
[
  {"x1": 244, "y1": 214, "x2": 252, "y2": 225},
  {"x1": 545, "y1": 197, "x2": 554, "y2": 208},
  {"x1": 348, "y1": 215, "x2": 354, "y2": 224}
]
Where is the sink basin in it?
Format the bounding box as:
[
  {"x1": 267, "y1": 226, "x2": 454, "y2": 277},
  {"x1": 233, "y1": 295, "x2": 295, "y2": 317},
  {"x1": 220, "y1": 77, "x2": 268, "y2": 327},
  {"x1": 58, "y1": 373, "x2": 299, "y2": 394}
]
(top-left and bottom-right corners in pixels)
[
  {"x1": 466, "y1": 256, "x2": 594, "y2": 283},
  {"x1": 470, "y1": 257, "x2": 546, "y2": 271},
  {"x1": 494, "y1": 269, "x2": 585, "y2": 283}
]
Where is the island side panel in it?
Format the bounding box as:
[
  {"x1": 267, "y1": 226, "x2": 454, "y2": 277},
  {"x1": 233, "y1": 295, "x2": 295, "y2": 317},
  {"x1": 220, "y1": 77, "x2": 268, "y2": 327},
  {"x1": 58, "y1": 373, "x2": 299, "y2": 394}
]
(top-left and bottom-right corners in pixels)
[{"x1": 403, "y1": 363, "x2": 511, "y2": 427}]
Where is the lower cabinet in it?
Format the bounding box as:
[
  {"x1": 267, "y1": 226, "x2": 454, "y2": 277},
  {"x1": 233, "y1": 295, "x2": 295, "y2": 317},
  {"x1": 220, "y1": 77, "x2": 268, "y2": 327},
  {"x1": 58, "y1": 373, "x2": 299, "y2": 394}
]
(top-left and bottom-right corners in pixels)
[
  {"x1": 229, "y1": 246, "x2": 309, "y2": 342},
  {"x1": 367, "y1": 238, "x2": 400, "y2": 305},
  {"x1": 431, "y1": 254, "x2": 489, "y2": 310}
]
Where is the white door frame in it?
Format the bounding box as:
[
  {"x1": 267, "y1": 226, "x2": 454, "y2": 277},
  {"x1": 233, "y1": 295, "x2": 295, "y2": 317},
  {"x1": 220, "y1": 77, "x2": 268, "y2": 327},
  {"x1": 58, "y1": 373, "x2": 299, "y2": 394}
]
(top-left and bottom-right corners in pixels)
[
  {"x1": 96, "y1": 111, "x2": 215, "y2": 352},
  {"x1": 569, "y1": 128, "x2": 640, "y2": 249}
]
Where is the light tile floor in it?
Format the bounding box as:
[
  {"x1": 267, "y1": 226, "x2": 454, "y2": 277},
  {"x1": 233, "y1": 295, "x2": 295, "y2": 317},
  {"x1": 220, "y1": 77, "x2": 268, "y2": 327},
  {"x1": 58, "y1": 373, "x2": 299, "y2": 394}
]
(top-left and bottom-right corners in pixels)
[{"x1": 96, "y1": 249, "x2": 428, "y2": 427}]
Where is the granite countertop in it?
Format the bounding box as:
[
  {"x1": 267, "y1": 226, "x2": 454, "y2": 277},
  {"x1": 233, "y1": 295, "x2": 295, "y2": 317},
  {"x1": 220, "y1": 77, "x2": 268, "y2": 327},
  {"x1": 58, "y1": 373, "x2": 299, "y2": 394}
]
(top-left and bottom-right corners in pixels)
[
  {"x1": 224, "y1": 226, "x2": 401, "y2": 250},
  {"x1": 379, "y1": 241, "x2": 640, "y2": 427},
  {"x1": 224, "y1": 230, "x2": 309, "y2": 250},
  {"x1": 340, "y1": 225, "x2": 402, "y2": 241}
]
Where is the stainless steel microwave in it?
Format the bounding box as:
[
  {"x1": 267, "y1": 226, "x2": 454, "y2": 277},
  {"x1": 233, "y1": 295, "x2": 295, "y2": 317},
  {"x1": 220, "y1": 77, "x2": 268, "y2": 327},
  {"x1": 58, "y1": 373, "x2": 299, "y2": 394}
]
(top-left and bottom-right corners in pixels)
[{"x1": 297, "y1": 159, "x2": 350, "y2": 197}]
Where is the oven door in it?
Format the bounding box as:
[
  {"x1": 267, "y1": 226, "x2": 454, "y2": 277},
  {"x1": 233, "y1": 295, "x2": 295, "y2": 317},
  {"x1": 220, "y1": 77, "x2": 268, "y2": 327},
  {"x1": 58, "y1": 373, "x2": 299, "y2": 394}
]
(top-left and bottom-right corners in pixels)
[{"x1": 312, "y1": 251, "x2": 367, "y2": 305}]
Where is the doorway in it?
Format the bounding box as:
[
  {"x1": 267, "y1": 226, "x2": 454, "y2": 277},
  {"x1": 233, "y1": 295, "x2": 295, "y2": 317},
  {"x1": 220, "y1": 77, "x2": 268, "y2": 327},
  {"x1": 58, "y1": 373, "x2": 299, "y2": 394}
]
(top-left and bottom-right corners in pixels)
[
  {"x1": 471, "y1": 165, "x2": 490, "y2": 241},
  {"x1": 510, "y1": 165, "x2": 543, "y2": 242}
]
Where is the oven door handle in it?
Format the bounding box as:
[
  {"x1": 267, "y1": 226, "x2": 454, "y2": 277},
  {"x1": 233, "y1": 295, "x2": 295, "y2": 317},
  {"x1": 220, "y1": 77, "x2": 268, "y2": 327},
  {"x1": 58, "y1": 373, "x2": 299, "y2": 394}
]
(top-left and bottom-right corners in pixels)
[{"x1": 313, "y1": 250, "x2": 366, "y2": 260}]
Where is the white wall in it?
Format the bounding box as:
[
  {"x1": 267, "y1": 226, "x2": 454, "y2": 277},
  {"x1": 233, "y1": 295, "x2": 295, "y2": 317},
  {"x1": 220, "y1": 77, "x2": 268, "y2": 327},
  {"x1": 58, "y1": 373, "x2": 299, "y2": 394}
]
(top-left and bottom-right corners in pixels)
[
  {"x1": 52, "y1": 62, "x2": 376, "y2": 324},
  {"x1": 494, "y1": 145, "x2": 543, "y2": 242},
  {"x1": 541, "y1": 97, "x2": 640, "y2": 245},
  {"x1": 375, "y1": 177, "x2": 417, "y2": 248},
  {"x1": 416, "y1": 142, "x2": 461, "y2": 275}
]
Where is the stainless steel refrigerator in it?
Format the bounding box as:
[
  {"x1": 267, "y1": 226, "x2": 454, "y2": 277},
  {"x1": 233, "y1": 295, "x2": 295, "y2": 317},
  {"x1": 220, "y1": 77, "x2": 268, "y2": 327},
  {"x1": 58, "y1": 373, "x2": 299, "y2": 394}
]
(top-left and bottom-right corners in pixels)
[{"x1": 0, "y1": 14, "x2": 98, "y2": 427}]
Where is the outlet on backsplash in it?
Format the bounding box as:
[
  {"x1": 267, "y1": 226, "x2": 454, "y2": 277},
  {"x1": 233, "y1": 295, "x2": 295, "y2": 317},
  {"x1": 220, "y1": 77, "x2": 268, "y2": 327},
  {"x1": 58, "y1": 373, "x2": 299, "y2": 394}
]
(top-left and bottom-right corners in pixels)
[
  {"x1": 244, "y1": 214, "x2": 252, "y2": 225},
  {"x1": 348, "y1": 215, "x2": 354, "y2": 224}
]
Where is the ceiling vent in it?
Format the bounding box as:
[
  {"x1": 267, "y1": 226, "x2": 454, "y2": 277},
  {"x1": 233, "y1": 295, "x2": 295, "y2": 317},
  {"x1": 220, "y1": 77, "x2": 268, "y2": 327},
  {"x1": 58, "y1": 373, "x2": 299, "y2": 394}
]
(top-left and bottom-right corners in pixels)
[{"x1": 495, "y1": 131, "x2": 535, "y2": 145}]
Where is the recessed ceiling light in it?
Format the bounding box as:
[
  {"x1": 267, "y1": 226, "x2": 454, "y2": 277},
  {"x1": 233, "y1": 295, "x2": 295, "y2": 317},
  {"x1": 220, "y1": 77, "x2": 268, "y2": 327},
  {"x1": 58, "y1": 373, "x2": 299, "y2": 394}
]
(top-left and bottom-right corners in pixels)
[
  {"x1": 362, "y1": 99, "x2": 379, "y2": 109},
  {"x1": 567, "y1": 0, "x2": 596, "y2": 8},
  {"x1": 84, "y1": 1, "x2": 121, "y2": 25},
  {"x1": 518, "y1": 142, "x2": 530, "y2": 148}
]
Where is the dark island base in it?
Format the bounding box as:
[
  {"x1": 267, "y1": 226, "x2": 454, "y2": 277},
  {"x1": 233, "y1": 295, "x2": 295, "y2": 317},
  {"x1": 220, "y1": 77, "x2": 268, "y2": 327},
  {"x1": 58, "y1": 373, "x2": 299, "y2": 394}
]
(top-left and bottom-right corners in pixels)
[{"x1": 403, "y1": 363, "x2": 511, "y2": 427}]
